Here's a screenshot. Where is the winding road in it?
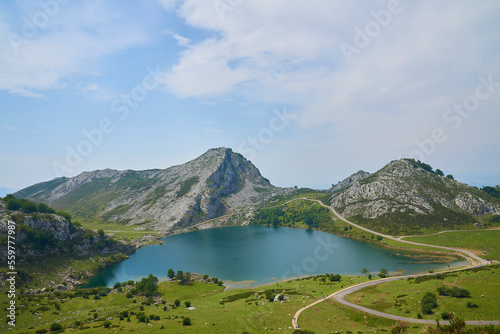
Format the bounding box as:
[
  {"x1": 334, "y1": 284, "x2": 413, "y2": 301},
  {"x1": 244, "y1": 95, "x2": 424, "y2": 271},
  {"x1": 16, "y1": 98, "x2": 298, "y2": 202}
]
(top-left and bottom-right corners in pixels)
[{"x1": 291, "y1": 199, "x2": 498, "y2": 329}]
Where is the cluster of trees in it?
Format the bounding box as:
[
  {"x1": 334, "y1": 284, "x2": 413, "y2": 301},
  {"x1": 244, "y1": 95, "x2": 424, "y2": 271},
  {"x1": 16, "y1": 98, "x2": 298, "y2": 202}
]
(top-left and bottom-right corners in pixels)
[
  {"x1": 167, "y1": 268, "x2": 223, "y2": 286},
  {"x1": 135, "y1": 274, "x2": 159, "y2": 297},
  {"x1": 253, "y1": 201, "x2": 332, "y2": 228},
  {"x1": 325, "y1": 273, "x2": 342, "y2": 282},
  {"x1": 360, "y1": 268, "x2": 389, "y2": 279},
  {"x1": 481, "y1": 186, "x2": 500, "y2": 199},
  {"x1": 406, "y1": 159, "x2": 454, "y2": 180},
  {"x1": 2, "y1": 194, "x2": 72, "y2": 221},
  {"x1": 421, "y1": 292, "x2": 438, "y2": 314},
  {"x1": 418, "y1": 286, "x2": 469, "y2": 316},
  {"x1": 437, "y1": 286, "x2": 470, "y2": 298}
]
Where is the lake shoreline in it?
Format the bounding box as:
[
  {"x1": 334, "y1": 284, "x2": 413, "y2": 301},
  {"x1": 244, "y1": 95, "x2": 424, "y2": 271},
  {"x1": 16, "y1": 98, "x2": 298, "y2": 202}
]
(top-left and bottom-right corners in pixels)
[{"x1": 81, "y1": 225, "x2": 470, "y2": 289}]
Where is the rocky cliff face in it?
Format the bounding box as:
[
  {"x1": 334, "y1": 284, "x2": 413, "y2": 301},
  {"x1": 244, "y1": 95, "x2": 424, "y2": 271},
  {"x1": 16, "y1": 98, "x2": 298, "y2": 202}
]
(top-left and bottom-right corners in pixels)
[
  {"x1": 330, "y1": 159, "x2": 500, "y2": 234},
  {"x1": 16, "y1": 148, "x2": 289, "y2": 231},
  {"x1": 0, "y1": 202, "x2": 132, "y2": 262}
]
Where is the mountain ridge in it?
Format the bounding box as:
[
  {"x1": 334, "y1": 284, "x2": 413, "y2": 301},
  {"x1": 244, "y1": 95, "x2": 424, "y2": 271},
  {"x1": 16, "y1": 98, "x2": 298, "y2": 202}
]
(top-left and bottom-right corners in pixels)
[
  {"x1": 329, "y1": 158, "x2": 500, "y2": 234},
  {"x1": 14, "y1": 151, "x2": 500, "y2": 235},
  {"x1": 15, "y1": 148, "x2": 290, "y2": 231}
]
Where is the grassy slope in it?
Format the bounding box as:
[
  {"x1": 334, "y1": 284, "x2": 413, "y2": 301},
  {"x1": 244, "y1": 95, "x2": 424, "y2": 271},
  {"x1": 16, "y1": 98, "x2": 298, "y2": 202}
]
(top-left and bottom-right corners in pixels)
[
  {"x1": 403, "y1": 230, "x2": 500, "y2": 261},
  {"x1": 2, "y1": 275, "x2": 378, "y2": 334},
  {"x1": 345, "y1": 264, "x2": 500, "y2": 322}
]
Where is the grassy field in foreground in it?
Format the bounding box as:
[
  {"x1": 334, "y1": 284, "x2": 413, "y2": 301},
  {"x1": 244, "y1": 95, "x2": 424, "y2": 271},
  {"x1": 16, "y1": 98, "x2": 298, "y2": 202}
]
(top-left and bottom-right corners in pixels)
[
  {"x1": 346, "y1": 264, "x2": 500, "y2": 322},
  {"x1": 1, "y1": 275, "x2": 379, "y2": 334},
  {"x1": 299, "y1": 298, "x2": 428, "y2": 334},
  {"x1": 403, "y1": 230, "x2": 500, "y2": 261}
]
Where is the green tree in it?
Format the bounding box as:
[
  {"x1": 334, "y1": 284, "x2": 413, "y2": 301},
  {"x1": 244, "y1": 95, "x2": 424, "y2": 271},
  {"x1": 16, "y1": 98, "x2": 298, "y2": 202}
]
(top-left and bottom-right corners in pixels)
[
  {"x1": 174, "y1": 299, "x2": 181, "y2": 307},
  {"x1": 378, "y1": 268, "x2": 389, "y2": 278},
  {"x1": 167, "y1": 268, "x2": 175, "y2": 280},
  {"x1": 37, "y1": 203, "x2": 55, "y2": 213},
  {"x1": 56, "y1": 211, "x2": 72, "y2": 222},
  {"x1": 446, "y1": 174, "x2": 454, "y2": 180},
  {"x1": 435, "y1": 169, "x2": 444, "y2": 177},
  {"x1": 184, "y1": 301, "x2": 191, "y2": 308},
  {"x1": 135, "y1": 274, "x2": 159, "y2": 297},
  {"x1": 97, "y1": 229, "x2": 105, "y2": 238},
  {"x1": 421, "y1": 292, "x2": 438, "y2": 314},
  {"x1": 6, "y1": 199, "x2": 21, "y2": 211},
  {"x1": 182, "y1": 317, "x2": 191, "y2": 326},
  {"x1": 175, "y1": 270, "x2": 184, "y2": 281},
  {"x1": 361, "y1": 268, "x2": 369, "y2": 276},
  {"x1": 21, "y1": 201, "x2": 36, "y2": 213}
]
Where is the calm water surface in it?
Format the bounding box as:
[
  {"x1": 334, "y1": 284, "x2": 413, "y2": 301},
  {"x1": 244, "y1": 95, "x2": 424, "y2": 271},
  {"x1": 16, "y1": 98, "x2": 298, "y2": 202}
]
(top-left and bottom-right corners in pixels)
[{"x1": 84, "y1": 225, "x2": 467, "y2": 288}]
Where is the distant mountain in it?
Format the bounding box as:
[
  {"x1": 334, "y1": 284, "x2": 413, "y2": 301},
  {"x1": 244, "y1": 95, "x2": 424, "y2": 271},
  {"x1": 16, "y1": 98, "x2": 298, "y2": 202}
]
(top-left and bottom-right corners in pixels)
[
  {"x1": 0, "y1": 187, "x2": 17, "y2": 197},
  {"x1": 330, "y1": 159, "x2": 500, "y2": 235},
  {"x1": 15, "y1": 148, "x2": 289, "y2": 231}
]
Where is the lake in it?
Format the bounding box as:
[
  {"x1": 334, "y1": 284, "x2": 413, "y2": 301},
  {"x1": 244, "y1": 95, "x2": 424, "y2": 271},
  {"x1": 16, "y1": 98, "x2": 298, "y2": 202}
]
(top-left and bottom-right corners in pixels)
[{"x1": 83, "y1": 225, "x2": 468, "y2": 289}]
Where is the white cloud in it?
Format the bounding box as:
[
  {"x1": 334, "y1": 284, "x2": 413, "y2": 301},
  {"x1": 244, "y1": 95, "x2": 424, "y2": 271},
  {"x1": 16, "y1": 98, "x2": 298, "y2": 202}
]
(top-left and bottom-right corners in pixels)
[
  {"x1": 8, "y1": 87, "x2": 45, "y2": 98},
  {"x1": 163, "y1": 0, "x2": 500, "y2": 157},
  {"x1": 0, "y1": 2, "x2": 158, "y2": 97},
  {"x1": 172, "y1": 33, "x2": 191, "y2": 47}
]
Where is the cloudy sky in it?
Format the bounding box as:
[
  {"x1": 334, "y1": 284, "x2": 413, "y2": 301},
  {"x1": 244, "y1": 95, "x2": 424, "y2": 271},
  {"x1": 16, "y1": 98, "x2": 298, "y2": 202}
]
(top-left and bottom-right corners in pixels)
[{"x1": 1, "y1": 0, "x2": 499, "y2": 193}]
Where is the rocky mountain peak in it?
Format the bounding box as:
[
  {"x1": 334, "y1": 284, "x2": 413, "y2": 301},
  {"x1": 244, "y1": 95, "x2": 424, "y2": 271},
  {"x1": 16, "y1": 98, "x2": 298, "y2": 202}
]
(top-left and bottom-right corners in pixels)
[
  {"x1": 14, "y1": 147, "x2": 285, "y2": 231},
  {"x1": 330, "y1": 158, "x2": 500, "y2": 234}
]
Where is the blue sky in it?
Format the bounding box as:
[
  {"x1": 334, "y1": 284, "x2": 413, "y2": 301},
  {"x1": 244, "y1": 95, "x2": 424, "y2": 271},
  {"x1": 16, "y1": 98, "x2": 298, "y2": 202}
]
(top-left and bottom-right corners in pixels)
[{"x1": 1, "y1": 0, "x2": 499, "y2": 192}]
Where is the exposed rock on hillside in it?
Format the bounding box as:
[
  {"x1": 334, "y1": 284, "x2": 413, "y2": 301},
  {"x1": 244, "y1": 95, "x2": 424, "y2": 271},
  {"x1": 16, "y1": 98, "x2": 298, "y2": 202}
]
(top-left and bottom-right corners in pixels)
[
  {"x1": 15, "y1": 148, "x2": 290, "y2": 232},
  {"x1": 330, "y1": 159, "x2": 500, "y2": 234},
  {"x1": 0, "y1": 201, "x2": 132, "y2": 262},
  {"x1": 328, "y1": 170, "x2": 370, "y2": 194}
]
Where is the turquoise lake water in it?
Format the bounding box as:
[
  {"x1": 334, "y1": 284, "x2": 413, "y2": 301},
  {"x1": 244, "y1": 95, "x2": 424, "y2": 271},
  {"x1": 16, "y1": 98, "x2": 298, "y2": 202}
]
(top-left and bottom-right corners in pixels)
[{"x1": 83, "y1": 225, "x2": 468, "y2": 288}]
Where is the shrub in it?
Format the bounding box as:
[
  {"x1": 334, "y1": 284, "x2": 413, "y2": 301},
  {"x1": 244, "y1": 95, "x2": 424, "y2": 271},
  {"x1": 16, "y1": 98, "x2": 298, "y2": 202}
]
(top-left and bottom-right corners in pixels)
[
  {"x1": 184, "y1": 301, "x2": 191, "y2": 308},
  {"x1": 437, "y1": 286, "x2": 450, "y2": 296},
  {"x1": 182, "y1": 317, "x2": 191, "y2": 326},
  {"x1": 174, "y1": 299, "x2": 181, "y2": 307},
  {"x1": 466, "y1": 302, "x2": 478, "y2": 308},
  {"x1": 421, "y1": 292, "x2": 438, "y2": 314},
  {"x1": 449, "y1": 287, "x2": 470, "y2": 298},
  {"x1": 50, "y1": 323, "x2": 62, "y2": 331}
]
